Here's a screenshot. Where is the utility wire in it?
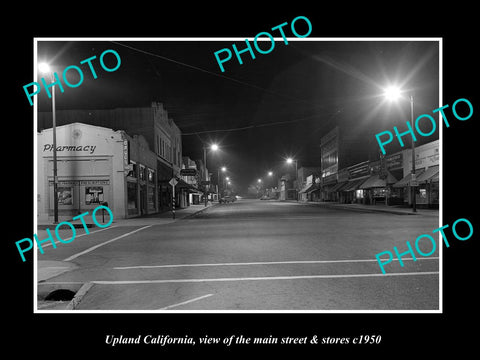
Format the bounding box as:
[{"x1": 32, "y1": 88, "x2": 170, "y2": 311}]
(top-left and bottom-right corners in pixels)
[
  {"x1": 110, "y1": 41, "x2": 325, "y2": 108},
  {"x1": 182, "y1": 110, "x2": 342, "y2": 136}
]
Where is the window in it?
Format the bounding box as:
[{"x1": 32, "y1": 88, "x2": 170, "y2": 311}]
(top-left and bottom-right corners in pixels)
[
  {"x1": 85, "y1": 187, "x2": 104, "y2": 205},
  {"x1": 148, "y1": 169, "x2": 155, "y2": 183},
  {"x1": 127, "y1": 182, "x2": 137, "y2": 209},
  {"x1": 58, "y1": 187, "x2": 73, "y2": 205}
]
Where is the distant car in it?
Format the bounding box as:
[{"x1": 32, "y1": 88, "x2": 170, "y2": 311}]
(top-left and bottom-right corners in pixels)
[{"x1": 219, "y1": 195, "x2": 236, "y2": 203}]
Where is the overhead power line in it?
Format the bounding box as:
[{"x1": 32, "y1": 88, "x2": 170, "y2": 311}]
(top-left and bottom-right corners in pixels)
[{"x1": 110, "y1": 41, "x2": 325, "y2": 108}]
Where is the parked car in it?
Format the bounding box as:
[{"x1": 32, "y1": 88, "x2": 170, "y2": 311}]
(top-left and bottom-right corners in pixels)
[{"x1": 219, "y1": 195, "x2": 236, "y2": 203}]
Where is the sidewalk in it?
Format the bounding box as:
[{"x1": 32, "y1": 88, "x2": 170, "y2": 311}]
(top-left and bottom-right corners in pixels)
[
  {"x1": 282, "y1": 200, "x2": 439, "y2": 217},
  {"x1": 37, "y1": 202, "x2": 216, "y2": 229}
]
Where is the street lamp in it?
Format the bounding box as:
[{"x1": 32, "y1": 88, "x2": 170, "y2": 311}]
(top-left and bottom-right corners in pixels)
[
  {"x1": 286, "y1": 157, "x2": 298, "y2": 201},
  {"x1": 203, "y1": 143, "x2": 219, "y2": 206},
  {"x1": 286, "y1": 157, "x2": 298, "y2": 174},
  {"x1": 268, "y1": 171, "x2": 273, "y2": 177},
  {"x1": 218, "y1": 166, "x2": 227, "y2": 199},
  {"x1": 40, "y1": 62, "x2": 58, "y2": 224},
  {"x1": 384, "y1": 86, "x2": 416, "y2": 212}
]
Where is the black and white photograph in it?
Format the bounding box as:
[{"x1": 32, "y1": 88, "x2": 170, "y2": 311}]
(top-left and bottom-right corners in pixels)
[
  {"x1": 6, "y1": 5, "x2": 478, "y2": 356},
  {"x1": 33, "y1": 38, "x2": 441, "y2": 312}
]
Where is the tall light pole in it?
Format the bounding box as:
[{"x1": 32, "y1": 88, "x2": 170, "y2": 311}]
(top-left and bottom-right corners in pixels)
[
  {"x1": 218, "y1": 166, "x2": 226, "y2": 199},
  {"x1": 286, "y1": 157, "x2": 298, "y2": 200},
  {"x1": 40, "y1": 63, "x2": 58, "y2": 223},
  {"x1": 384, "y1": 86, "x2": 416, "y2": 212},
  {"x1": 203, "y1": 143, "x2": 218, "y2": 206}
]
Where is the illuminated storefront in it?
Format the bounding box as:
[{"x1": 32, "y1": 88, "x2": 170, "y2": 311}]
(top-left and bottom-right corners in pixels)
[
  {"x1": 37, "y1": 122, "x2": 158, "y2": 221},
  {"x1": 393, "y1": 140, "x2": 439, "y2": 208}
]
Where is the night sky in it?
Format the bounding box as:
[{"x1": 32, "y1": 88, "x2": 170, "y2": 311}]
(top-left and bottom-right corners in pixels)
[{"x1": 36, "y1": 39, "x2": 439, "y2": 193}]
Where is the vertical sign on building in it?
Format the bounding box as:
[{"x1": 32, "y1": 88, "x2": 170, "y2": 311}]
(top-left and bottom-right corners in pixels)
[{"x1": 123, "y1": 139, "x2": 131, "y2": 175}]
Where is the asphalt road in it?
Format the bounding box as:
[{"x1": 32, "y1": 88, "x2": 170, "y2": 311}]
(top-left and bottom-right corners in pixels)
[{"x1": 37, "y1": 199, "x2": 440, "y2": 311}]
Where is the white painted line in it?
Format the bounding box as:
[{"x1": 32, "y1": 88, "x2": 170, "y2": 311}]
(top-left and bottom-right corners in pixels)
[
  {"x1": 113, "y1": 257, "x2": 439, "y2": 270},
  {"x1": 158, "y1": 294, "x2": 214, "y2": 310},
  {"x1": 90, "y1": 271, "x2": 439, "y2": 285},
  {"x1": 38, "y1": 225, "x2": 118, "y2": 249},
  {"x1": 63, "y1": 225, "x2": 153, "y2": 262}
]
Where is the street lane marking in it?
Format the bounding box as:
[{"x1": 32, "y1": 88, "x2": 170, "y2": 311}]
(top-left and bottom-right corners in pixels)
[
  {"x1": 158, "y1": 294, "x2": 214, "y2": 310},
  {"x1": 85, "y1": 271, "x2": 439, "y2": 285},
  {"x1": 113, "y1": 257, "x2": 439, "y2": 270},
  {"x1": 63, "y1": 225, "x2": 153, "y2": 262},
  {"x1": 38, "y1": 225, "x2": 119, "y2": 249}
]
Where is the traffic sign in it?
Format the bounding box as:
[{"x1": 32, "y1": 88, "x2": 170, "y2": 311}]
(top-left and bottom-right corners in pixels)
[
  {"x1": 180, "y1": 168, "x2": 197, "y2": 176},
  {"x1": 169, "y1": 178, "x2": 178, "y2": 187},
  {"x1": 410, "y1": 173, "x2": 418, "y2": 187}
]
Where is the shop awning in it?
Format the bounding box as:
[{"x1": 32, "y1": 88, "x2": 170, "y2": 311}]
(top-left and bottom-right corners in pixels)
[
  {"x1": 342, "y1": 176, "x2": 369, "y2": 191},
  {"x1": 360, "y1": 171, "x2": 398, "y2": 189},
  {"x1": 323, "y1": 182, "x2": 337, "y2": 193},
  {"x1": 416, "y1": 165, "x2": 439, "y2": 183},
  {"x1": 393, "y1": 169, "x2": 426, "y2": 188},
  {"x1": 299, "y1": 183, "x2": 316, "y2": 194},
  {"x1": 307, "y1": 184, "x2": 321, "y2": 193},
  {"x1": 330, "y1": 181, "x2": 349, "y2": 192}
]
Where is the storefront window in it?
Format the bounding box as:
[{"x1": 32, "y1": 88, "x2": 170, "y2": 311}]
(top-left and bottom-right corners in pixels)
[
  {"x1": 419, "y1": 188, "x2": 427, "y2": 199},
  {"x1": 431, "y1": 182, "x2": 439, "y2": 204},
  {"x1": 148, "y1": 169, "x2": 155, "y2": 183},
  {"x1": 127, "y1": 162, "x2": 137, "y2": 178},
  {"x1": 355, "y1": 189, "x2": 364, "y2": 199},
  {"x1": 127, "y1": 182, "x2": 137, "y2": 209},
  {"x1": 139, "y1": 165, "x2": 145, "y2": 181},
  {"x1": 148, "y1": 186, "x2": 155, "y2": 210},
  {"x1": 58, "y1": 187, "x2": 73, "y2": 205},
  {"x1": 85, "y1": 186, "x2": 104, "y2": 205}
]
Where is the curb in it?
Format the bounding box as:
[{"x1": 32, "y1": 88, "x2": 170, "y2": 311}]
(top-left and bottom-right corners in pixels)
[
  {"x1": 67, "y1": 282, "x2": 94, "y2": 310},
  {"x1": 282, "y1": 200, "x2": 420, "y2": 216},
  {"x1": 182, "y1": 203, "x2": 218, "y2": 219}
]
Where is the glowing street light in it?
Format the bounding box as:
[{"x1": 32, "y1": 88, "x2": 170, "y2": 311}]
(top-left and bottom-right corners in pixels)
[
  {"x1": 384, "y1": 85, "x2": 402, "y2": 101},
  {"x1": 268, "y1": 171, "x2": 273, "y2": 176},
  {"x1": 39, "y1": 62, "x2": 51, "y2": 74},
  {"x1": 203, "y1": 143, "x2": 219, "y2": 206},
  {"x1": 383, "y1": 85, "x2": 416, "y2": 212}
]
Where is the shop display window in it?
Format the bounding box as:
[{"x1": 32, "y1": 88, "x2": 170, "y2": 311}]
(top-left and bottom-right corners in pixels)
[
  {"x1": 85, "y1": 186, "x2": 104, "y2": 205},
  {"x1": 127, "y1": 182, "x2": 137, "y2": 209},
  {"x1": 58, "y1": 187, "x2": 73, "y2": 205},
  {"x1": 355, "y1": 189, "x2": 364, "y2": 199},
  {"x1": 148, "y1": 169, "x2": 155, "y2": 183}
]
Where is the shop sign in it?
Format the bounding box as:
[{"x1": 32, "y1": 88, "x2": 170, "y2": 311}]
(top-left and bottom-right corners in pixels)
[
  {"x1": 43, "y1": 144, "x2": 97, "y2": 154},
  {"x1": 180, "y1": 168, "x2": 197, "y2": 176},
  {"x1": 48, "y1": 179, "x2": 110, "y2": 186},
  {"x1": 386, "y1": 153, "x2": 403, "y2": 170},
  {"x1": 123, "y1": 140, "x2": 130, "y2": 169},
  {"x1": 348, "y1": 162, "x2": 370, "y2": 179}
]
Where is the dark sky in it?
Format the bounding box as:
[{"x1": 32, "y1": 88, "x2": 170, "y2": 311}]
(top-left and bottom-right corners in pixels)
[{"x1": 36, "y1": 39, "x2": 439, "y2": 192}]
